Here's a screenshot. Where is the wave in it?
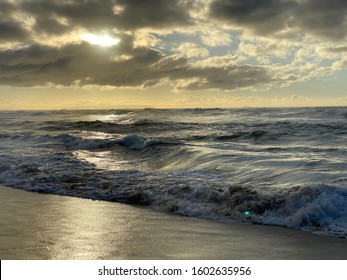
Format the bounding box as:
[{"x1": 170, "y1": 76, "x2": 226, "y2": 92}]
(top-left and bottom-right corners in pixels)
[
  {"x1": 57, "y1": 134, "x2": 162, "y2": 151},
  {"x1": 21, "y1": 133, "x2": 171, "y2": 151},
  {"x1": 37, "y1": 117, "x2": 347, "y2": 148},
  {"x1": 1, "y1": 154, "x2": 346, "y2": 238},
  {"x1": 118, "y1": 135, "x2": 165, "y2": 150},
  {"x1": 41, "y1": 120, "x2": 117, "y2": 132},
  {"x1": 40, "y1": 119, "x2": 200, "y2": 131},
  {"x1": 215, "y1": 130, "x2": 274, "y2": 141},
  {"x1": 149, "y1": 183, "x2": 347, "y2": 239},
  {"x1": 259, "y1": 184, "x2": 347, "y2": 237},
  {"x1": 0, "y1": 129, "x2": 169, "y2": 152}
]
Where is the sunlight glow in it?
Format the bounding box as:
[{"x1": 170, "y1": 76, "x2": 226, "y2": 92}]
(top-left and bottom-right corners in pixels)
[{"x1": 80, "y1": 33, "x2": 120, "y2": 46}]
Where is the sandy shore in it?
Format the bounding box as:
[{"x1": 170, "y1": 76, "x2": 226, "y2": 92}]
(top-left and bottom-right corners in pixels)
[{"x1": 0, "y1": 185, "x2": 346, "y2": 260}]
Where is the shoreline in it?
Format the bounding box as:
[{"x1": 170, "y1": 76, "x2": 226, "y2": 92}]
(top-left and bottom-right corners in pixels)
[{"x1": 1, "y1": 185, "x2": 347, "y2": 260}]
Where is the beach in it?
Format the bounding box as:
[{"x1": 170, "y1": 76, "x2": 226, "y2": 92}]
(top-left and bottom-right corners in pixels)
[{"x1": 1, "y1": 184, "x2": 346, "y2": 260}]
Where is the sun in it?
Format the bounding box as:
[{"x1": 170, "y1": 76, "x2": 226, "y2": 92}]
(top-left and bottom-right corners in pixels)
[{"x1": 80, "y1": 33, "x2": 120, "y2": 46}]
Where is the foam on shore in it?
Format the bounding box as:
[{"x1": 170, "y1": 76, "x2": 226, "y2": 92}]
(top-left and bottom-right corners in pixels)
[{"x1": 1, "y1": 185, "x2": 347, "y2": 260}]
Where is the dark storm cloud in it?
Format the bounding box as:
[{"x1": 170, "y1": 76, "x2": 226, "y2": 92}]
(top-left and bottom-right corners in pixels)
[
  {"x1": 3, "y1": 0, "x2": 347, "y2": 43},
  {"x1": 18, "y1": 0, "x2": 193, "y2": 34},
  {"x1": 294, "y1": 0, "x2": 347, "y2": 40},
  {"x1": 20, "y1": 0, "x2": 117, "y2": 34},
  {"x1": 0, "y1": 34, "x2": 162, "y2": 87},
  {"x1": 209, "y1": 0, "x2": 347, "y2": 40},
  {"x1": 209, "y1": 0, "x2": 297, "y2": 36},
  {"x1": 32, "y1": 18, "x2": 71, "y2": 35},
  {"x1": 0, "y1": 38, "x2": 277, "y2": 90},
  {"x1": 0, "y1": 21, "x2": 28, "y2": 42},
  {"x1": 7, "y1": 0, "x2": 346, "y2": 41},
  {"x1": 0, "y1": 0, "x2": 15, "y2": 15},
  {"x1": 0, "y1": 1, "x2": 28, "y2": 42},
  {"x1": 111, "y1": 0, "x2": 195, "y2": 29}
]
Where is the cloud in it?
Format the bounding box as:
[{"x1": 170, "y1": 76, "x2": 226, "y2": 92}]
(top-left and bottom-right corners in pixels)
[
  {"x1": 332, "y1": 60, "x2": 347, "y2": 71},
  {"x1": 4, "y1": 1, "x2": 347, "y2": 44},
  {"x1": 315, "y1": 45, "x2": 347, "y2": 65},
  {"x1": 0, "y1": 0, "x2": 346, "y2": 93},
  {"x1": 173, "y1": 64, "x2": 275, "y2": 91},
  {"x1": 294, "y1": 0, "x2": 347, "y2": 41},
  {"x1": 0, "y1": 38, "x2": 163, "y2": 87},
  {"x1": 0, "y1": 0, "x2": 15, "y2": 14},
  {"x1": 0, "y1": 38, "x2": 290, "y2": 91},
  {"x1": 238, "y1": 38, "x2": 293, "y2": 58},
  {"x1": 208, "y1": 0, "x2": 347, "y2": 41},
  {"x1": 208, "y1": 0, "x2": 297, "y2": 36},
  {"x1": 0, "y1": 1, "x2": 30, "y2": 44},
  {"x1": 192, "y1": 55, "x2": 242, "y2": 68},
  {"x1": 19, "y1": 0, "x2": 194, "y2": 34},
  {"x1": 112, "y1": 0, "x2": 194, "y2": 29},
  {"x1": 0, "y1": 21, "x2": 29, "y2": 43},
  {"x1": 172, "y1": 43, "x2": 209, "y2": 58},
  {"x1": 199, "y1": 28, "x2": 232, "y2": 47}
]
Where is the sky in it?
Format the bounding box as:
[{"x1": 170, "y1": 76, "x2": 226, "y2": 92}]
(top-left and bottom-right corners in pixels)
[{"x1": 1, "y1": 0, "x2": 347, "y2": 109}]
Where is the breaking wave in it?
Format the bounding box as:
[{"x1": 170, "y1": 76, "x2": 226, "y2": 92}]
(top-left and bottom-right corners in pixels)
[{"x1": 1, "y1": 153, "x2": 346, "y2": 237}]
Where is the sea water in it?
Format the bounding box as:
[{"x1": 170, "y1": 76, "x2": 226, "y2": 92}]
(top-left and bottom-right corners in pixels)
[{"x1": 1, "y1": 107, "x2": 347, "y2": 238}]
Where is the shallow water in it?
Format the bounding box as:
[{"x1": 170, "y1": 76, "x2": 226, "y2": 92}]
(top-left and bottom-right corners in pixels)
[{"x1": 1, "y1": 107, "x2": 347, "y2": 237}]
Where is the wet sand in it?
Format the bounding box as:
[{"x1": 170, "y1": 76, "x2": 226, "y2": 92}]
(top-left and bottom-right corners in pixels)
[{"x1": 0, "y1": 185, "x2": 346, "y2": 260}]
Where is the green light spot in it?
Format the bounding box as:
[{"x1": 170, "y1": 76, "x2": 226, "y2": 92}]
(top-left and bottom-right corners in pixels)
[{"x1": 244, "y1": 211, "x2": 251, "y2": 215}]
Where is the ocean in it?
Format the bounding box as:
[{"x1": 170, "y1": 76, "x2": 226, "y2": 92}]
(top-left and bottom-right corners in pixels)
[{"x1": 1, "y1": 107, "x2": 347, "y2": 238}]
